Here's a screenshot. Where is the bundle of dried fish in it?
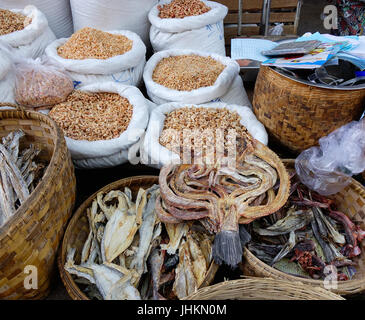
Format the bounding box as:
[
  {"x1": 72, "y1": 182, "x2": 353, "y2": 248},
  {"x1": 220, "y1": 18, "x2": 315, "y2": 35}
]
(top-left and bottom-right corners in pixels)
[
  {"x1": 157, "y1": 133, "x2": 290, "y2": 267},
  {"x1": 248, "y1": 171, "x2": 365, "y2": 281},
  {"x1": 65, "y1": 185, "x2": 161, "y2": 300},
  {"x1": 0, "y1": 130, "x2": 45, "y2": 227},
  {"x1": 65, "y1": 185, "x2": 215, "y2": 300}
]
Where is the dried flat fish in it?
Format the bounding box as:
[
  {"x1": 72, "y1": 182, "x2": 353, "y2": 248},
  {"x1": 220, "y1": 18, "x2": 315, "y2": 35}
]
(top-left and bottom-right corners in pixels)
[
  {"x1": 186, "y1": 234, "x2": 207, "y2": 287},
  {"x1": 130, "y1": 186, "x2": 160, "y2": 275},
  {"x1": 173, "y1": 241, "x2": 198, "y2": 299},
  {"x1": 160, "y1": 223, "x2": 189, "y2": 255},
  {"x1": 102, "y1": 193, "x2": 142, "y2": 262},
  {"x1": 271, "y1": 231, "x2": 296, "y2": 266}
]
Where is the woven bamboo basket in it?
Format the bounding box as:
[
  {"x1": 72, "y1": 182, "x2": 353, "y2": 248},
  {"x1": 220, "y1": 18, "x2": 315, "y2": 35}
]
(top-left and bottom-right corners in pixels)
[
  {"x1": 242, "y1": 160, "x2": 365, "y2": 295},
  {"x1": 0, "y1": 109, "x2": 76, "y2": 300},
  {"x1": 58, "y1": 176, "x2": 219, "y2": 300},
  {"x1": 184, "y1": 277, "x2": 344, "y2": 300},
  {"x1": 253, "y1": 66, "x2": 365, "y2": 153}
]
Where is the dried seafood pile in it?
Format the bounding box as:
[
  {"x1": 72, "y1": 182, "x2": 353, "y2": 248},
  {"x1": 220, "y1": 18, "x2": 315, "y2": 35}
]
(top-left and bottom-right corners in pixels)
[
  {"x1": 157, "y1": 132, "x2": 290, "y2": 267},
  {"x1": 57, "y1": 27, "x2": 133, "y2": 60},
  {"x1": 158, "y1": 0, "x2": 211, "y2": 19},
  {"x1": 152, "y1": 55, "x2": 225, "y2": 91},
  {"x1": 65, "y1": 186, "x2": 214, "y2": 300},
  {"x1": 49, "y1": 91, "x2": 133, "y2": 141},
  {"x1": 0, "y1": 9, "x2": 31, "y2": 36},
  {"x1": 248, "y1": 170, "x2": 365, "y2": 281},
  {"x1": 0, "y1": 130, "x2": 45, "y2": 227}
]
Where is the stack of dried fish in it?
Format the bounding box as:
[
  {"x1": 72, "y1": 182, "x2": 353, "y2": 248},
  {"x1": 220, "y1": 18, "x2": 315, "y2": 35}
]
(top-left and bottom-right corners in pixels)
[
  {"x1": 157, "y1": 134, "x2": 290, "y2": 267},
  {"x1": 0, "y1": 130, "x2": 45, "y2": 227},
  {"x1": 65, "y1": 186, "x2": 214, "y2": 300},
  {"x1": 248, "y1": 170, "x2": 365, "y2": 281}
]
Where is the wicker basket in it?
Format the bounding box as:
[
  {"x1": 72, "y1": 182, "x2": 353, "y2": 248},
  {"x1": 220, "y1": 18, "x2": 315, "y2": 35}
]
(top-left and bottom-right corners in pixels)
[
  {"x1": 58, "y1": 176, "x2": 219, "y2": 300},
  {"x1": 0, "y1": 109, "x2": 76, "y2": 300},
  {"x1": 253, "y1": 66, "x2": 365, "y2": 153},
  {"x1": 184, "y1": 277, "x2": 344, "y2": 300},
  {"x1": 242, "y1": 160, "x2": 365, "y2": 295}
]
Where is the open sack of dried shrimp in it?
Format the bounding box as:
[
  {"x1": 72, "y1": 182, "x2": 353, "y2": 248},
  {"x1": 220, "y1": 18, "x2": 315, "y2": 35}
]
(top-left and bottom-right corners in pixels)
[
  {"x1": 65, "y1": 185, "x2": 215, "y2": 300},
  {"x1": 156, "y1": 129, "x2": 290, "y2": 267},
  {"x1": 0, "y1": 130, "x2": 46, "y2": 227},
  {"x1": 141, "y1": 102, "x2": 268, "y2": 168},
  {"x1": 143, "y1": 49, "x2": 251, "y2": 107},
  {"x1": 45, "y1": 27, "x2": 146, "y2": 87},
  {"x1": 0, "y1": 6, "x2": 55, "y2": 59},
  {"x1": 247, "y1": 169, "x2": 365, "y2": 281},
  {"x1": 48, "y1": 82, "x2": 149, "y2": 169},
  {"x1": 149, "y1": 0, "x2": 228, "y2": 56}
]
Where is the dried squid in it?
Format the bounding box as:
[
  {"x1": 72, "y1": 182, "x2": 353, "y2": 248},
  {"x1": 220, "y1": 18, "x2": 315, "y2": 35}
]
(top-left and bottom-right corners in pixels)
[{"x1": 157, "y1": 135, "x2": 290, "y2": 267}]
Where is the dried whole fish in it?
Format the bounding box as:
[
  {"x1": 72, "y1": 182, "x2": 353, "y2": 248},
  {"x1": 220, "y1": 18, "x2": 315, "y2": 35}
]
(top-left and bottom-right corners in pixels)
[
  {"x1": 0, "y1": 130, "x2": 45, "y2": 227},
  {"x1": 248, "y1": 170, "x2": 365, "y2": 281}
]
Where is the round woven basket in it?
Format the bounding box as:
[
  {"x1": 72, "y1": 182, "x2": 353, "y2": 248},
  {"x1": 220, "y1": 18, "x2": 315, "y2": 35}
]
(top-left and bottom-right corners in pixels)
[
  {"x1": 183, "y1": 277, "x2": 344, "y2": 300},
  {"x1": 58, "y1": 176, "x2": 219, "y2": 300},
  {"x1": 253, "y1": 66, "x2": 365, "y2": 153},
  {"x1": 242, "y1": 160, "x2": 365, "y2": 295},
  {"x1": 0, "y1": 109, "x2": 76, "y2": 300}
]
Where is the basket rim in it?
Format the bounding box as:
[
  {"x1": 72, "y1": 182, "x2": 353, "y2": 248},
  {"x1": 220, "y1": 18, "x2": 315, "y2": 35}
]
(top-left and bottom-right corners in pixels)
[
  {"x1": 244, "y1": 159, "x2": 365, "y2": 293},
  {"x1": 183, "y1": 277, "x2": 345, "y2": 300},
  {"x1": 0, "y1": 109, "x2": 66, "y2": 238}
]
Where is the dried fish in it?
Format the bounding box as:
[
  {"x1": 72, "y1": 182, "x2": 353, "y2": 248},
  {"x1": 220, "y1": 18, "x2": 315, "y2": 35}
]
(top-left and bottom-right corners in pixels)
[
  {"x1": 102, "y1": 193, "x2": 142, "y2": 262},
  {"x1": 149, "y1": 248, "x2": 165, "y2": 300},
  {"x1": 271, "y1": 231, "x2": 296, "y2": 266},
  {"x1": 160, "y1": 223, "x2": 189, "y2": 255},
  {"x1": 173, "y1": 241, "x2": 198, "y2": 299},
  {"x1": 130, "y1": 186, "x2": 160, "y2": 275},
  {"x1": 253, "y1": 207, "x2": 313, "y2": 236},
  {"x1": 0, "y1": 130, "x2": 45, "y2": 227}
]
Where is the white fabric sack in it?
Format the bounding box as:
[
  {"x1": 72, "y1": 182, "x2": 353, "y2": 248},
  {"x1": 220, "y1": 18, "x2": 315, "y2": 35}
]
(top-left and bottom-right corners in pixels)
[
  {"x1": 70, "y1": 0, "x2": 158, "y2": 46},
  {"x1": 141, "y1": 102, "x2": 268, "y2": 169},
  {"x1": 53, "y1": 82, "x2": 150, "y2": 169},
  {"x1": 143, "y1": 49, "x2": 251, "y2": 107},
  {"x1": 0, "y1": 5, "x2": 56, "y2": 59},
  {"x1": 0, "y1": 0, "x2": 73, "y2": 38},
  {"x1": 149, "y1": 0, "x2": 227, "y2": 56},
  {"x1": 45, "y1": 30, "x2": 147, "y2": 87},
  {"x1": 0, "y1": 48, "x2": 15, "y2": 105}
]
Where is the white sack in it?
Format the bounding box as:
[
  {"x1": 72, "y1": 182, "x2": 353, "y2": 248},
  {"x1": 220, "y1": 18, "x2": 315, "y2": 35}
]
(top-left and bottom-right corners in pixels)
[
  {"x1": 0, "y1": 5, "x2": 56, "y2": 59},
  {"x1": 0, "y1": 0, "x2": 73, "y2": 38},
  {"x1": 45, "y1": 30, "x2": 147, "y2": 87},
  {"x1": 143, "y1": 49, "x2": 251, "y2": 107},
  {"x1": 149, "y1": 0, "x2": 227, "y2": 55},
  {"x1": 141, "y1": 102, "x2": 268, "y2": 169},
  {"x1": 70, "y1": 0, "x2": 158, "y2": 46},
  {"x1": 55, "y1": 82, "x2": 150, "y2": 169},
  {"x1": 0, "y1": 48, "x2": 15, "y2": 104}
]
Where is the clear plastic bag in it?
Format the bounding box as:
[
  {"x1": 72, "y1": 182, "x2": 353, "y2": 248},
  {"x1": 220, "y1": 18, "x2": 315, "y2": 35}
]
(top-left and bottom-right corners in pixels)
[
  {"x1": 295, "y1": 120, "x2": 365, "y2": 196},
  {"x1": 15, "y1": 57, "x2": 74, "y2": 108},
  {"x1": 269, "y1": 23, "x2": 284, "y2": 36}
]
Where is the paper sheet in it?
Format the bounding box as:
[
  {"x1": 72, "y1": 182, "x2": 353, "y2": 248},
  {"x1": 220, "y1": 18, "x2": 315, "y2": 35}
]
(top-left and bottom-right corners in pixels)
[{"x1": 230, "y1": 38, "x2": 276, "y2": 62}]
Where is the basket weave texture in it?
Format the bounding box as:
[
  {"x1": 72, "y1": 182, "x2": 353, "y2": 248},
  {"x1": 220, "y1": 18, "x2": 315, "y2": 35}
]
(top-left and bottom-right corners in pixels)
[
  {"x1": 184, "y1": 277, "x2": 344, "y2": 300},
  {"x1": 242, "y1": 160, "x2": 365, "y2": 295},
  {"x1": 0, "y1": 110, "x2": 76, "y2": 300},
  {"x1": 58, "y1": 176, "x2": 219, "y2": 300},
  {"x1": 253, "y1": 66, "x2": 365, "y2": 153}
]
